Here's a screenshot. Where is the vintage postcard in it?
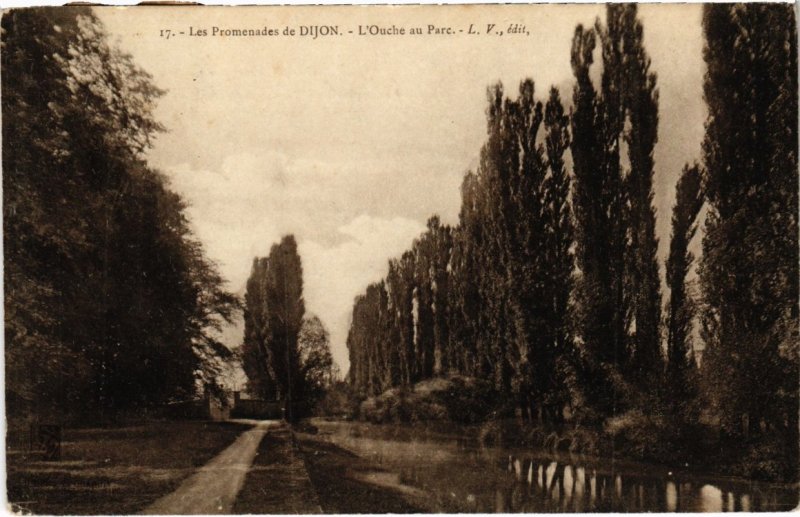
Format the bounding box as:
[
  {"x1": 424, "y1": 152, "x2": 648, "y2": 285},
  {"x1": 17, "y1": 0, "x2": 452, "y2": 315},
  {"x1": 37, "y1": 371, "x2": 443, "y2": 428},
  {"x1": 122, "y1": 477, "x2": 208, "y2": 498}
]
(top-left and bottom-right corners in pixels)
[{"x1": 3, "y1": 3, "x2": 798, "y2": 514}]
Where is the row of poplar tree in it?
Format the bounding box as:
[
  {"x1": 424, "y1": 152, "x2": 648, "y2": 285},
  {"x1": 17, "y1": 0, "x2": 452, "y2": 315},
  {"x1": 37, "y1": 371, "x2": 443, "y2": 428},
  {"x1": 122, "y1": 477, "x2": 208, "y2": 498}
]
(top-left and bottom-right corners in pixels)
[
  {"x1": 347, "y1": 3, "x2": 797, "y2": 472},
  {"x1": 3, "y1": 8, "x2": 240, "y2": 420}
]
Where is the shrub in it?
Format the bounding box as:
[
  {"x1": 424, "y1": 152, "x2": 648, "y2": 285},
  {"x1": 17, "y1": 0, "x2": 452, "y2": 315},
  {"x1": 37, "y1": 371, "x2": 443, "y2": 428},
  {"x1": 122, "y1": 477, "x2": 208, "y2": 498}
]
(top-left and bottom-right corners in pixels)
[
  {"x1": 604, "y1": 409, "x2": 675, "y2": 461},
  {"x1": 734, "y1": 436, "x2": 799, "y2": 482},
  {"x1": 358, "y1": 375, "x2": 500, "y2": 424},
  {"x1": 316, "y1": 381, "x2": 360, "y2": 419}
]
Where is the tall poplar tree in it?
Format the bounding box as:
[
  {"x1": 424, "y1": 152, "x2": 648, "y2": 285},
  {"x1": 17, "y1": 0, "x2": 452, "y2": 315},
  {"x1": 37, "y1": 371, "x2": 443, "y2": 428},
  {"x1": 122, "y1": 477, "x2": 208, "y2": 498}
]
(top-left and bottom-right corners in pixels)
[
  {"x1": 266, "y1": 236, "x2": 305, "y2": 418},
  {"x1": 619, "y1": 4, "x2": 663, "y2": 383},
  {"x1": 476, "y1": 85, "x2": 516, "y2": 395},
  {"x1": 699, "y1": 4, "x2": 798, "y2": 467},
  {"x1": 429, "y1": 218, "x2": 453, "y2": 375},
  {"x1": 447, "y1": 173, "x2": 485, "y2": 376},
  {"x1": 570, "y1": 5, "x2": 663, "y2": 416},
  {"x1": 570, "y1": 18, "x2": 627, "y2": 417},
  {"x1": 241, "y1": 235, "x2": 305, "y2": 419},
  {"x1": 242, "y1": 257, "x2": 274, "y2": 398},
  {"x1": 504, "y1": 81, "x2": 549, "y2": 420},
  {"x1": 412, "y1": 226, "x2": 436, "y2": 381},
  {"x1": 665, "y1": 164, "x2": 703, "y2": 415},
  {"x1": 542, "y1": 87, "x2": 575, "y2": 422},
  {"x1": 387, "y1": 252, "x2": 416, "y2": 386}
]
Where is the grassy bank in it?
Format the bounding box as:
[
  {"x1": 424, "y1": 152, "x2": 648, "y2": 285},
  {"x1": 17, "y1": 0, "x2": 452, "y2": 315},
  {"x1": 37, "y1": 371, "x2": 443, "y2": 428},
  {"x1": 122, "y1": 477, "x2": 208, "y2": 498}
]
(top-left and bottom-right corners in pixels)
[
  {"x1": 295, "y1": 432, "x2": 427, "y2": 513},
  {"x1": 359, "y1": 375, "x2": 497, "y2": 425},
  {"x1": 232, "y1": 423, "x2": 321, "y2": 514},
  {"x1": 351, "y1": 376, "x2": 797, "y2": 484},
  {"x1": 6, "y1": 420, "x2": 249, "y2": 515}
]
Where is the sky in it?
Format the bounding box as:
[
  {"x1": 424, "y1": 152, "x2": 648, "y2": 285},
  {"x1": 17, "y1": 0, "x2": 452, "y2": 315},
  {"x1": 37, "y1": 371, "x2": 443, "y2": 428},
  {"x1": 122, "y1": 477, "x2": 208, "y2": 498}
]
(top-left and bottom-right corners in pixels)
[{"x1": 97, "y1": 4, "x2": 706, "y2": 372}]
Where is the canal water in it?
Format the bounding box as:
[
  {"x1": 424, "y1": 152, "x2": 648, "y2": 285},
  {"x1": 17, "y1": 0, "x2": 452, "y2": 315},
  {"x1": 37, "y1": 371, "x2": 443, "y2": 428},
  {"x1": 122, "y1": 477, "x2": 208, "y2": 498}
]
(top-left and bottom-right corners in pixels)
[{"x1": 310, "y1": 419, "x2": 798, "y2": 512}]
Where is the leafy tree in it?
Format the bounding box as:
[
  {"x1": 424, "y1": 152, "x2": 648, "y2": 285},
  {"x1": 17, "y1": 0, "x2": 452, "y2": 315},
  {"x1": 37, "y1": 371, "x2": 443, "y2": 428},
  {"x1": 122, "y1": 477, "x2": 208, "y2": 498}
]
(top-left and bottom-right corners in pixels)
[
  {"x1": 3, "y1": 7, "x2": 237, "y2": 419},
  {"x1": 569, "y1": 5, "x2": 663, "y2": 417},
  {"x1": 665, "y1": 164, "x2": 703, "y2": 412},
  {"x1": 297, "y1": 315, "x2": 336, "y2": 409},
  {"x1": 411, "y1": 226, "x2": 436, "y2": 381},
  {"x1": 242, "y1": 257, "x2": 274, "y2": 398},
  {"x1": 569, "y1": 17, "x2": 627, "y2": 418},
  {"x1": 476, "y1": 84, "x2": 516, "y2": 396},
  {"x1": 241, "y1": 235, "x2": 305, "y2": 419},
  {"x1": 619, "y1": 4, "x2": 663, "y2": 384},
  {"x1": 699, "y1": 4, "x2": 798, "y2": 473},
  {"x1": 388, "y1": 251, "x2": 416, "y2": 386},
  {"x1": 447, "y1": 174, "x2": 484, "y2": 376},
  {"x1": 542, "y1": 87, "x2": 575, "y2": 422}
]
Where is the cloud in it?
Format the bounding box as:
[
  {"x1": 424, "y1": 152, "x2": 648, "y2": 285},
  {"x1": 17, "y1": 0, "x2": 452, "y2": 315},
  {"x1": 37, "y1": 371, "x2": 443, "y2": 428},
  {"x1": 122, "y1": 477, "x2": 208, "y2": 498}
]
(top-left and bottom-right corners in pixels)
[
  {"x1": 127, "y1": 2, "x2": 706, "y2": 379},
  {"x1": 164, "y1": 154, "x2": 426, "y2": 371},
  {"x1": 300, "y1": 215, "x2": 425, "y2": 369}
]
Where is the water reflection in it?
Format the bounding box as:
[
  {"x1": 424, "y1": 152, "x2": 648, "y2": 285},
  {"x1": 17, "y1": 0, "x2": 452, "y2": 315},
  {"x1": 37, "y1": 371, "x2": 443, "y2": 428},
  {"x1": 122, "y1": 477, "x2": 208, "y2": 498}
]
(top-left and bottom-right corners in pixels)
[
  {"x1": 493, "y1": 456, "x2": 794, "y2": 512},
  {"x1": 318, "y1": 421, "x2": 798, "y2": 512}
]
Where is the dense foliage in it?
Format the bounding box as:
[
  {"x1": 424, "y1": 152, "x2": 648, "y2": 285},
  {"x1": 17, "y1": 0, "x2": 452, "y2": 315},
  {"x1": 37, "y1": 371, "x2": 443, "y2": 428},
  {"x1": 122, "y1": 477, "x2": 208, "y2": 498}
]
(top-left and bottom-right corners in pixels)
[
  {"x1": 3, "y1": 7, "x2": 239, "y2": 421},
  {"x1": 698, "y1": 3, "x2": 798, "y2": 480},
  {"x1": 241, "y1": 236, "x2": 335, "y2": 418},
  {"x1": 345, "y1": 4, "x2": 798, "y2": 481},
  {"x1": 241, "y1": 237, "x2": 304, "y2": 404},
  {"x1": 4, "y1": 1, "x2": 797, "y2": 484},
  {"x1": 297, "y1": 315, "x2": 338, "y2": 408},
  {"x1": 665, "y1": 164, "x2": 703, "y2": 420}
]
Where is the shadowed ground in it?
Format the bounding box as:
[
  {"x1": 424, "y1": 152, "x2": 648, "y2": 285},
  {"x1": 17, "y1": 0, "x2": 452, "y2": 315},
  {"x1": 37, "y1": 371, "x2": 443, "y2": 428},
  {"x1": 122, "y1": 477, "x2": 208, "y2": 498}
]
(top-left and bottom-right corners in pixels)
[
  {"x1": 142, "y1": 420, "x2": 275, "y2": 514},
  {"x1": 6, "y1": 421, "x2": 251, "y2": 515},
  {"x1": 295, "y1": 433, "x2": 429, "y2": 513},
  {"x1": 232, "y1": 423, "x2": 322, "y2": 514}
]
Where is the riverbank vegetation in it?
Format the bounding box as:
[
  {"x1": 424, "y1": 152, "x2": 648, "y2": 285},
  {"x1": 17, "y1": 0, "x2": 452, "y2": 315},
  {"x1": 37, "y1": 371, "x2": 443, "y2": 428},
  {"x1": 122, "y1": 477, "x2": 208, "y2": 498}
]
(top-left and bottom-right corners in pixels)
[{"x1": 345, "y1": 4, "x2": 798, "y2": 483}]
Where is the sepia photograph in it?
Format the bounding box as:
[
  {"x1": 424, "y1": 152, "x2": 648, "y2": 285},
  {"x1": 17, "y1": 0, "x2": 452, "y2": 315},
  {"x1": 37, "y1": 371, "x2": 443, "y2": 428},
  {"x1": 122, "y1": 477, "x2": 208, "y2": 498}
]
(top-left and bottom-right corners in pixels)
[{"x1": 2, "y1": 2, "x2": 798, "y2": 514}]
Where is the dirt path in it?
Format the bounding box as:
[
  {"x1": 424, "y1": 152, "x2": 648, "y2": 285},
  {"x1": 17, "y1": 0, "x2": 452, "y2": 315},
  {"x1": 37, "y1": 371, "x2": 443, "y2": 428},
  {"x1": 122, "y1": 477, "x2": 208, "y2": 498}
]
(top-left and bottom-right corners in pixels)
[
  {"x1": 141, "y1": 420, "x2": 275, "y2": 515},
  {"x1": 232, "y1": 424, "x2": 322, "y2": 514}
]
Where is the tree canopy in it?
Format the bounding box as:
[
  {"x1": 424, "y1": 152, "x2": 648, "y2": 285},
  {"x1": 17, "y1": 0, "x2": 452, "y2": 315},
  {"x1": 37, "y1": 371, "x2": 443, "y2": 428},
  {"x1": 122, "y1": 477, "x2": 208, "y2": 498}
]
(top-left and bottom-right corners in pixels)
[
  {"x1": 3, "y1": 7, "x2": 239, "y2": 420},
  {"x1": 344, "y1": 3, "x2": 798, "y2": 482}
]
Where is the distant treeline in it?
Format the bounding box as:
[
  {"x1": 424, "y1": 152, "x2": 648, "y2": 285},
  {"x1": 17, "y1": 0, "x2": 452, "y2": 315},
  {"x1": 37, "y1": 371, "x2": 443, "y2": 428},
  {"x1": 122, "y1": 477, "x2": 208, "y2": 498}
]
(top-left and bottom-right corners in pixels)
[
  {"x1": 3, "y1": 8, "x2": 239, "y2": 420},
  {"x1": 346, "y1": 4, "x2": 798, "y2": 480}
]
